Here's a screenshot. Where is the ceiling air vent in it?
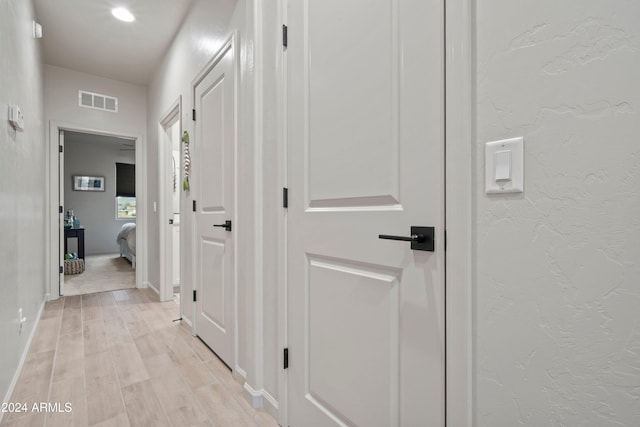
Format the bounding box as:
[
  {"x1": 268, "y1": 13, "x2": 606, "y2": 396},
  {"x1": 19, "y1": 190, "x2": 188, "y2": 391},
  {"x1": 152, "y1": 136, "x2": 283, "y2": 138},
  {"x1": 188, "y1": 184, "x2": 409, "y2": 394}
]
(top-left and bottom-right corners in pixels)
[{"x1": 78, "y1": 90, "x2": 118, "y2": 113}]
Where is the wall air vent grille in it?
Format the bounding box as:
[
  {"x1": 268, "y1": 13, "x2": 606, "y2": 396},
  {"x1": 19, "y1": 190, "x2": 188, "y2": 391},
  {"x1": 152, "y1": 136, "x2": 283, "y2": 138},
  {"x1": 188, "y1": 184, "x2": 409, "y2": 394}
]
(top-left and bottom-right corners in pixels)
[{"x1": 78, "y1": 90, "x2": 118, "y2": 113}]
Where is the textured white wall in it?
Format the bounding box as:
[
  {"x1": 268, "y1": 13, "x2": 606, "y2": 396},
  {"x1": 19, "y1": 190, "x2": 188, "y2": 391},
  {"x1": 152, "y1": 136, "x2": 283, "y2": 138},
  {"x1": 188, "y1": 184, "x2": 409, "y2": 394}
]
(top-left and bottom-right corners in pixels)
[
  {"x1": 147, "y1": 0, "x2": 282, "y2": 415},
  {"x1": 0, "y1": 0, "x2": 46, "y2": 408},
  {"x1": 146, "y1": 0, "x2": 235, "y2": 302},
  {"x1": 475, "y1": 2, "x2": 640, "y2": 425},
  {"x1": 65, "y1": 139, "x2": 136, "y2": 255},
  {"x1": 45, "y1": 65, "x2": 147, "y2": 136}
]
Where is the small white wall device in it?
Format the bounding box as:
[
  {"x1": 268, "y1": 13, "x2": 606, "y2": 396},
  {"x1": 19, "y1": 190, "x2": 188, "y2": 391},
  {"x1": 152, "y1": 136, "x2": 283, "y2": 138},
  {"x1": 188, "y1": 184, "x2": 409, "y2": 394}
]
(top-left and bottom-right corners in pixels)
[
  {"x1": 9, "y1": 105, "x2": 25, "y2": 132},
  {"x1": 33, "y1": 21, "x2": 43, "y2": 39},
  {"x1": 485, "y1": 136, "x2": 524, "y2": 194}
]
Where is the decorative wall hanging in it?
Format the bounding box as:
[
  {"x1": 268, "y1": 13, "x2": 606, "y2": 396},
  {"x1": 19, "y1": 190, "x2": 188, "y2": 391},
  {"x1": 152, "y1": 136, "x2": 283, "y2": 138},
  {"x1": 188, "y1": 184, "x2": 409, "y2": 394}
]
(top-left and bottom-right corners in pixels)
[
  {"x1": 182, "y1": 131, "x2": 191, "y2": 191},
  {"x1": 73, "y1": 175, "x2": 105, "y2": 191}
]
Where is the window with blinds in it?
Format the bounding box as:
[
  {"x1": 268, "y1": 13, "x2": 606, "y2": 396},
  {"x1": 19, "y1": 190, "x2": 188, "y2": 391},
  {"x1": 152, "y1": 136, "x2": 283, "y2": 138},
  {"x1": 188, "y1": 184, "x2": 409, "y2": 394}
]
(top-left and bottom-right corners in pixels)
[{"x1": 116, "y1": 163, "x2": 136, "y2": 219}]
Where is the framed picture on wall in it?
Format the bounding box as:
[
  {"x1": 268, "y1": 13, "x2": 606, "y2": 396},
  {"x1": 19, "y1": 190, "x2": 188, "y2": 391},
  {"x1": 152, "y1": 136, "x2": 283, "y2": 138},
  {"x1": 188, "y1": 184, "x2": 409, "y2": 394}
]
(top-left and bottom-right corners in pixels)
[{"x1": 73, "y1": 175, "x2": 105, "y2": 191}]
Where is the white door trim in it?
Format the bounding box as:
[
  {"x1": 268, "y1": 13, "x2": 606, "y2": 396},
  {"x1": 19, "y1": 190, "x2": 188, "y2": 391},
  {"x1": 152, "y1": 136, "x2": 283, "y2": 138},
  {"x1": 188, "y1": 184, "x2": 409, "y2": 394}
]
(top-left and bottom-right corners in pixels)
[
  {"x1": 444, "y1": 0, "x2": 474, "y2": 425},
  {"x1": 46, "y1": 120, "x2": 147, "y2": 298},
  {"x1": 158, "y1": 97, "x2": 182, "y2": 303}
]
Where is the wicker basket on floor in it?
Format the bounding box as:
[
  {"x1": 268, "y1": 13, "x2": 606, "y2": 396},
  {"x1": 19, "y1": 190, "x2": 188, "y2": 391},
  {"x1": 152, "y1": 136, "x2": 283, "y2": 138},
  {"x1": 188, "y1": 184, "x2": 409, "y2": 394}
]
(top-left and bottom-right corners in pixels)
[{"x1": 64, "y1": 259, "x2": 84, "y2": 275}]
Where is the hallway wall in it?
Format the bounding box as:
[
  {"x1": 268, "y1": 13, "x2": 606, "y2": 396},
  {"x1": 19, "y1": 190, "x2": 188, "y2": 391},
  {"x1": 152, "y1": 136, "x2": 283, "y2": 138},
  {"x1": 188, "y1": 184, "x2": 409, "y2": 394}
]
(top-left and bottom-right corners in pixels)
[
  {"x1": 475, "y1": 1, "x2": 640, "y2": 425},
  {"x1": 0, "y1": 0, "x2": 46, "y2": 409},
  {"x1": 147, "y1": 0, "x2": 282, "y2": 419},
  {"x1": 146, "y1": 0, "x2": 236, "y2": 314},
  {"x1": 44, "y1": 65, "x2": 147, "y2": 295},
  {"x1": 44, "y1": 65, "x2": 147, "y2": 137}
]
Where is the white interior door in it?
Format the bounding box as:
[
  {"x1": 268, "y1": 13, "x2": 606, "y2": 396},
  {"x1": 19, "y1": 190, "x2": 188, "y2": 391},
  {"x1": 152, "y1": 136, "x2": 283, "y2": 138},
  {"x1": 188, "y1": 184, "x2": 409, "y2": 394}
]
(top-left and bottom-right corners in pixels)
[
  {"x1": 194, "y1": 41, "x2": 236, "y2": 367},
  {"x1": 286, "y1": 1, "x2": 446, "y2": 426}
]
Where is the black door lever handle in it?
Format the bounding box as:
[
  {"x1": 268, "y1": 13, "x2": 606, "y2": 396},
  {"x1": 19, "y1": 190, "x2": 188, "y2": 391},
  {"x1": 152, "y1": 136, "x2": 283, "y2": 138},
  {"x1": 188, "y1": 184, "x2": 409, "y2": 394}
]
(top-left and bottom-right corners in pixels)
[
  {"x1": 213, "y1": 220, "x2": 232, "y2": 231},
  {"x1": 378, "y1": 226, "x2": 434, "y2": 251},
  {"x1": 378, "y1": 233, "x2": 425, "y2": 243}
]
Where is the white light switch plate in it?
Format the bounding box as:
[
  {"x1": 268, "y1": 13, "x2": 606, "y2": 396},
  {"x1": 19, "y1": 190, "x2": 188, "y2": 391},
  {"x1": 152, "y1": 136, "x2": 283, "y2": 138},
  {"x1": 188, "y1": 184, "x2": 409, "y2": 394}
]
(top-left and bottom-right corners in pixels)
[
  {"x1": 8, "y1": 105, "x2": 24, "y2": 132},
  {"x1": 485, "y1": 136, "x2": 524, "y2": 194}
]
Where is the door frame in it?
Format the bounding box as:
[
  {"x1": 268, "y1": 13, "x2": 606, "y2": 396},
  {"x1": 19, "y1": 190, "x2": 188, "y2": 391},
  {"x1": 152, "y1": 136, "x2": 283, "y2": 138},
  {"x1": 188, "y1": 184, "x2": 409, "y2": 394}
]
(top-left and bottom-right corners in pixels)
[
  {"x1": 444, "y1": 0, "x2": 473, "y2": 425},
  {"x1": 46, "y1": 121, "x2": 147, "y2": 298},
  {"x1": 158, "y1": 97, "x2": 182, "y2": 303},
  {"x1": 190, "y1": 33, "x2": 240, "y2": 368},
  {"x1": 277, "y1": 0, "x2": 473, "y2": 425}
]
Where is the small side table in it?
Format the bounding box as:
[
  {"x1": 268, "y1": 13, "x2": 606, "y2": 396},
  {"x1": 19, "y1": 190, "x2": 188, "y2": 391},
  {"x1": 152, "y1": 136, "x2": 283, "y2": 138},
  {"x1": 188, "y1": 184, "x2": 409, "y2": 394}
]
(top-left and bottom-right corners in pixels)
[{"x1": 64, "y1": 227, "x2": 85, "y2": 260}]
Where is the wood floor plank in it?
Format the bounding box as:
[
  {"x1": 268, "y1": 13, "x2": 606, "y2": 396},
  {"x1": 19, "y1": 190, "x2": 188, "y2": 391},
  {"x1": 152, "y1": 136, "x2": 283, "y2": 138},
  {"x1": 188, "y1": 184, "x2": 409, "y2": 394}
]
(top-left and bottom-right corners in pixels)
[
  {"x1": 45, "y1": 376, "x2": 88, "y2": 427},
  {"x1": 0, "y1": 411, "x2": 46, "y2": 427},
  {"x1": 59, "y1": 307, "x2": 82, "y2": 336},
  {"x1": 84, "y1": 351, "x2": 116, "y2": 380},
  {"x1": 29, "y1": 317, "x2": 61, "y2": 354},
  {"x1": 81, "y1": 294, "x2": 101, "y2": 322},
  {"x1": 121, "y1": 380, "x2": 171, "y2": 427},
  {"x1": 110, "y1": 342, "x2": 149, "y2": 388},
  {"x1": 52, "y1": 332, "x2": 83, "y2": 383},
  {"x1": 85, "y1": 370, "x2": 127, "y2": 426},
  {"x1": 150, "y1": 374, "x2": 212, "y2": 427},
  {"x1": 40, "y1": 299, "x2": 65, "y2": 320},
  {"x1": 173, "y1": 353, "x2": 217, "y2": 390},
  {"x1": 133, "y1": 333, "x2": 167, "y2": 360},
  {"x1": 104, "y1": 317, "x2": 134, "y2": 347},
  {"x1": 64, "y1": 295, "x2": 82, "y2": 309},
  {"x1": 194, "y1": 383, "x2": 257, "y2": 427},
  {"x1": 96, "y1": 292, "x2": 117, "y2": 306},
  {"x1": 3, "y1": 350, "x2": 55, "y2": 423},
  {"x1": 83, "y1": 319, "x2": 109, "y2": 356},
  {"x1": 87, "y1": 413, "x2": 130, "y2": 427}
]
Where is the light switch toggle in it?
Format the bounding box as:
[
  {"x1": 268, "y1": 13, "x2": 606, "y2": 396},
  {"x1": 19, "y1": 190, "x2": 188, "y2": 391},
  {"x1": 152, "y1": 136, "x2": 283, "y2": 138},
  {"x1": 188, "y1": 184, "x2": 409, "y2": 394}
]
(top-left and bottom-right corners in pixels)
[
  {"x1": 485, "y1": 136, "x2": 524, "y2": 194},
  {"x1": 495, "y1": 150, "x2": 511, "y2": 181}
]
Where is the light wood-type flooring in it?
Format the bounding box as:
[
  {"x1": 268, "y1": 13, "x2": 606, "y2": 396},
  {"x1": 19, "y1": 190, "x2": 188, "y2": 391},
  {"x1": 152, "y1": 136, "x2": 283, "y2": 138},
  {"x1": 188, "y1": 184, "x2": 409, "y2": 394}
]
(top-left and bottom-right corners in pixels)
[
  {"x1": 64, "y1": 254, "x2": 135, "y2": 296},
  {"x1": 1, "y1": 288, "x2": 279, "y2": 427}
]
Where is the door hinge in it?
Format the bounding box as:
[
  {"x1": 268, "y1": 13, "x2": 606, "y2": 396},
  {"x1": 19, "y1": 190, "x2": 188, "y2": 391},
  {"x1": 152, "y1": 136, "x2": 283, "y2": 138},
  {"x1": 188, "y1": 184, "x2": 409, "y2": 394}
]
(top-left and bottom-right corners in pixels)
[
  {"x1": 444, "y1": 229, "x2": 447, "y2": 251},
  {"x1": 192, "y1": 200, "x2": 197, "y2": 212},
  {"x1": 283, "y1": 187, "x2": 288, "y2": 208},
  {"x1": 59, "y1": 205, "x2": 63, "y2": 214},
  {"x1": 283, "y1": 348, "x2": 289, "y2": 369},
  {"x1": 282, "y1": 25, "x2": 288, "y2": 48},
  {"x1": 192, "y1": 109, "x2": 196, "y2": 121},
  {"x1": 59, "y1": 266, "x2": 63, "y2": 274},
  {"x1": 193, "y1": 290, "x2": 197, "y2": 302},
  {"x1": 59, "y1": 145, "x2": 63, "y2": 153}
]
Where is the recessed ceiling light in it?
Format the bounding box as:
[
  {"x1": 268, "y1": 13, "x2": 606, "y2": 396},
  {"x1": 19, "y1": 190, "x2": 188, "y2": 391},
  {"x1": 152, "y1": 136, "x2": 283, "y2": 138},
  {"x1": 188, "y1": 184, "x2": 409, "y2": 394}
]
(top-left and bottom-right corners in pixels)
[{"x1": 112, "y1": 7, "x2": 135, "y2": 22}]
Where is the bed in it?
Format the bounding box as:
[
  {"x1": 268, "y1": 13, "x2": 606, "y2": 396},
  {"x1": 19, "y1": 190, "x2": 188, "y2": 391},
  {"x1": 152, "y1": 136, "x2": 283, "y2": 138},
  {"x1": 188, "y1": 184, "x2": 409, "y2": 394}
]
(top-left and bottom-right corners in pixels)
[{"x1": 117, "y1": 222, "x2": 136, "y2": 268}]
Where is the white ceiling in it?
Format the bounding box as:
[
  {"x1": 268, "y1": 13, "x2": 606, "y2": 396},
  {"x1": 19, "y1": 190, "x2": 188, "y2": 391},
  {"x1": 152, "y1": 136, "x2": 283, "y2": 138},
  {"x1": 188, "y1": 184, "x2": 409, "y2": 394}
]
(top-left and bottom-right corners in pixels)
[{"x1": 34, "y1": 0, "x2": 195, "y2": 85}]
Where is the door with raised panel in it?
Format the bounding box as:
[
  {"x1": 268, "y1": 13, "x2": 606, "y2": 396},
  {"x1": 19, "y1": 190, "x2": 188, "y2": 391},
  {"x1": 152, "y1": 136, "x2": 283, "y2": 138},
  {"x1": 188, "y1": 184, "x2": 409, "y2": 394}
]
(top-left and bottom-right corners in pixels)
[
  {"x1": 286, "y1": 0, "x2": 446, "y2": 426},
  {"x1": 194, "y1": 41, "x2": 235, "y2": 367}
]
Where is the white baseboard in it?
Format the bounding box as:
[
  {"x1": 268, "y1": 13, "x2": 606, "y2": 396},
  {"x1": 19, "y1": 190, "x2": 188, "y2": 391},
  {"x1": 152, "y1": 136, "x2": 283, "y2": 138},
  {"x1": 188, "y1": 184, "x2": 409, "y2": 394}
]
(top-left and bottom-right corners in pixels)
[
  {"x1": 262, "y1": 389, "x2": 279, "y2": 419},
  {"x1": 241, "y1": 381, "x2": 279, "y2": 418},
  {"x1": 0, "y1": 300, "x2": 46, "y2": 423},
  {"x1": 181, "y1": 316, "x2": 193, "y2": 328},
  {"x1": 243, "y1": 382, "x2": 264, "y2": 408},
  {"x1": 145, "y1": 281, "x2": 158, "y2": 293}
]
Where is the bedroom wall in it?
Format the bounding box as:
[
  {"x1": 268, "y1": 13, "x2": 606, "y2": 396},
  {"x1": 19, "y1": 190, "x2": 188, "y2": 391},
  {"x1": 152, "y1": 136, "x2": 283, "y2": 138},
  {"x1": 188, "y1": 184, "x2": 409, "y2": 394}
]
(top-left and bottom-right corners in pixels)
[
  {"x1": 474, "y1": 1, "x2": 640, "y2": 424},
  {"x1": 64, "y1": 138, "x2": 136, "y2": 255},
  {"x1": 0, "y1": 0, "x2": 46, "y2": 411}
]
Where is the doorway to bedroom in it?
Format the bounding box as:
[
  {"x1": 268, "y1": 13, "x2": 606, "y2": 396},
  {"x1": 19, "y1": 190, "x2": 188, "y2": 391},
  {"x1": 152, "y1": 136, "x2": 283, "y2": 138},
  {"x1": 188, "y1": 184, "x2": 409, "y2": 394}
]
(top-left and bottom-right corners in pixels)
[{"x1": 60, "y1": 129, "x2": 137, "y2": 296}]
